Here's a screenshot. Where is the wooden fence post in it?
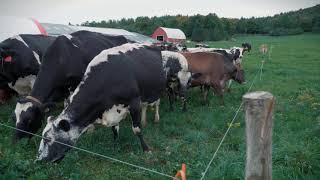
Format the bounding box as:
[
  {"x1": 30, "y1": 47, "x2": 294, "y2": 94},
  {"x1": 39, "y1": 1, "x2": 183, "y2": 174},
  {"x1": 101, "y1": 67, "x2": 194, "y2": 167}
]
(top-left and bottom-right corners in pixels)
[{"x1": 243, "y1": 91, "x2": 275, "y2": 180}]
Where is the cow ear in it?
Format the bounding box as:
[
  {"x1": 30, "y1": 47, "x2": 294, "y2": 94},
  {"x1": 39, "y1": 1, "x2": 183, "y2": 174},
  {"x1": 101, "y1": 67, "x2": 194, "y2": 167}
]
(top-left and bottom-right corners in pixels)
[
  {"x1": 191, "y1": 73, "x2": 202, "y2": 80},
  {"x1": 58, "y1": 120, "x2": 70, "y2": 132}
]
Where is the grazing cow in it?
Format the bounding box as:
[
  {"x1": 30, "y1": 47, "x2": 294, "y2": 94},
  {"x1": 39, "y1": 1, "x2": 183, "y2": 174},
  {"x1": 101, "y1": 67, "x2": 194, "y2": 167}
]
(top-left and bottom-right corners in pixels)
[
  {"x1": 36, "y1": 43, "x2": 166, "y2": 162},
  {"x1": 242, "y1": 43, "x2": 252, "y2": 52},
  {"x1": 12, "y1": 31, "x2": 129, "y2": 142},
  {"x1": 161, "y1": 51, "x2": 201, "y2": 111},
  {"x1": 183, "y1": 52, "x2": 245, "y2": 105},
  {"x1": 0, "y1": 35, "x2": 56, "y2": 96}
]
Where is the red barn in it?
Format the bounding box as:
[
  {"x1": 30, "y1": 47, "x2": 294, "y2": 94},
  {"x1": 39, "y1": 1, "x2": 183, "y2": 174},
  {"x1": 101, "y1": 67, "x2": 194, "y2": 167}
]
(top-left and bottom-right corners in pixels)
[{"x1": 151, "y1": 27, "x2": 186, "y2": 44}]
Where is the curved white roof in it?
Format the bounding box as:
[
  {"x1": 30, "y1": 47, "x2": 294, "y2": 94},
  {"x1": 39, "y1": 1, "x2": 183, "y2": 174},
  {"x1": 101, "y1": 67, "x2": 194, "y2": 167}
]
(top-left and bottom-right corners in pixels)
[
  {"x1": 41, "y1": 23, "x2": 159, "y2": 44},
  {"x1": 160, "y1": 27, "x2": 186, "y2": 40}
]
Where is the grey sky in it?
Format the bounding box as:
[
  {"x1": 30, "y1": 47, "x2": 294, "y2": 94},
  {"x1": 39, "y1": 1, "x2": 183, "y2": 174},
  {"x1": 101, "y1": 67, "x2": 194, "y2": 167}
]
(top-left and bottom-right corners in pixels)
[{"x1": 0, "y1": 0, "x2": 319, "y2": 25}]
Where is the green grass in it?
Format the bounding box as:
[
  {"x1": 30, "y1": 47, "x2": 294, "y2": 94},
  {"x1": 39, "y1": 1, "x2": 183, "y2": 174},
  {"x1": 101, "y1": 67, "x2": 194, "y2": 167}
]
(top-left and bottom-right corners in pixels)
[{"x1": 1, "y1": 34, "x2": 320, "y2": 179}]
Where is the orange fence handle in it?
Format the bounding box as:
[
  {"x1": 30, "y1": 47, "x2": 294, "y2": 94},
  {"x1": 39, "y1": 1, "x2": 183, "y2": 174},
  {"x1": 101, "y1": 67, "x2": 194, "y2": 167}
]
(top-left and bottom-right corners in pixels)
[{"x1": 174, "y1": 164, "x2": 186, "y2": 180}]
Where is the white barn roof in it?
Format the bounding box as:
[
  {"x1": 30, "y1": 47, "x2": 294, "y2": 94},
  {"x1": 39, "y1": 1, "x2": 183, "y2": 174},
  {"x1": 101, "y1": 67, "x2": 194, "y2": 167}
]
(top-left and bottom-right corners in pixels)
[{"x1": 161, "y1": 27, "x2": 186, "y2": 40}]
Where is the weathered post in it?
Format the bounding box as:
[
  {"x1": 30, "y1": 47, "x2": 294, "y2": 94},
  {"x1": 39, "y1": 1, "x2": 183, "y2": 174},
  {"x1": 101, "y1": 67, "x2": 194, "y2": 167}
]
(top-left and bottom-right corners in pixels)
[{"x1": 243, "y1": 91, "x2": 275, "y2": 180}]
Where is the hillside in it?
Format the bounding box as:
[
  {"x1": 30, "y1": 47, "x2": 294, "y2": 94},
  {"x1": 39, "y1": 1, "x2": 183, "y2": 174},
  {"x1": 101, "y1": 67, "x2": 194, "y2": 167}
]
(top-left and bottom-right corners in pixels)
[{"x1": 81, "y1": 4, "x2": 320, "y2": 41}]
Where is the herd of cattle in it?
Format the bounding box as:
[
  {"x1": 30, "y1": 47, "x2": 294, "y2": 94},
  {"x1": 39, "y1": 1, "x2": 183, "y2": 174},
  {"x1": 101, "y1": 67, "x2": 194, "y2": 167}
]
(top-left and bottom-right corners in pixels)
[{"x1": 0, "y1": 31, "x2": 251, "y2": 163}]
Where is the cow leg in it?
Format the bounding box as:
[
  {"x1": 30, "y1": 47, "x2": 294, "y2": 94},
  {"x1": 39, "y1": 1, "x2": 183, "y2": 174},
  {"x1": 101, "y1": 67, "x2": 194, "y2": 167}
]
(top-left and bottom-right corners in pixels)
[
  {"x1": 167, "y1": 87, "x2": 175, "y2": 111},
  {"x1": 112, "y1": 125, "x2": 119, "y2": 149},
  {"x1": 154, "y1": 99, "x2": 160, "y2": 123},
  {"x1": 226, "y1": 80, "x2": 233, "y2": 92},
  {"x1": 112, "y1": 125, "x2": 119, "y2": 141},
  {"x1": 181, "y1": 96, "x2": 187, "y2": 112},
  {"x1": 141, "y1": 103, "x2": 147, "y2": 127},
  {"x1": 129, "y1": 97, "x2": 149, "y2": 152},
  {"x1": 202, "y1": 85, "x2": 210, "y2": 106},
  {"x1": 212, "y1": 82, "x2": 224, "y2": 106}
]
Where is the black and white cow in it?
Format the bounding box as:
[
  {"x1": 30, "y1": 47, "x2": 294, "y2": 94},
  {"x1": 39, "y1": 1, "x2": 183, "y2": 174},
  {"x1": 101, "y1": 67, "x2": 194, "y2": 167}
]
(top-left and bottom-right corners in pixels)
[
  {"x1": 0, "y1": 34, "x2": 56, "y2": 95},
  {"x1": 160, "y1": 51, "x2": 200, "y2": 112},
  {"x1": 36, "y1": 43, "x2": 166, "y2": 162},
  {"x1": 12, "y1": 31, "x2": 129, "y2": 142}
]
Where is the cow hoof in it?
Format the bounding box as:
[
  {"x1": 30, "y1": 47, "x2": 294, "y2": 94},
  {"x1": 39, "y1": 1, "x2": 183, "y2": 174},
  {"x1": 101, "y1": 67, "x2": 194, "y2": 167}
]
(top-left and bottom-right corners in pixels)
[
  {"x1": 144, "y1": 149, "x2": 152, "y2": 154},
  {"x1": 143, "y1": 146, "x2": 152, "y2": 153}
]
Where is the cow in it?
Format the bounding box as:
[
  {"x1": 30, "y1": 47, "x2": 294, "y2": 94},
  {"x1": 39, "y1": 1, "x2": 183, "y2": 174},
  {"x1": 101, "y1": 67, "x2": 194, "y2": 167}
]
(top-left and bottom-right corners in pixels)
[
  {"x1": 161, "y1": 51, "x2": 201, "y2": 112},
  {"x1": 214, "y1": 45, "x2": 250, "y2": 91},
  {"x1": 242, "y1": 43, "x2": 252, "y2": 52},
  {"x1": 139, "y1": 51, "x2": 199, "y2": 127},
  {"x1": 36, "y1": 43, "x2": 166, "y2": 162},
  {"x1": 187, "y1": 46, "x2": 250, "y2": 65},
  {"x1": 12, "y1": 31, "x2": 129, "y2": 142},
  {"x1": 0, "y1": 34, "x2": 56, "y2": 97},
  {"x1": 183, "y1": 52, "x2": 245, "y2": 105}
]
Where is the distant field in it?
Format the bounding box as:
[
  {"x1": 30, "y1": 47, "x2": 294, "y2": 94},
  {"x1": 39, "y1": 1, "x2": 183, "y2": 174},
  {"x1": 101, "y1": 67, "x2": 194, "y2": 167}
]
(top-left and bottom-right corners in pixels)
[{"x1": 1, "y1": 34, "x2": 319, "y2": 179}]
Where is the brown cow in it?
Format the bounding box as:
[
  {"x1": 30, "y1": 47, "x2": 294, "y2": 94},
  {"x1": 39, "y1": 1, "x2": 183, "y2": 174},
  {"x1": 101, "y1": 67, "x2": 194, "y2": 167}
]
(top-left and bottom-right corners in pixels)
[{"x1": 182, "y1": 52, "x2": 245, "y2": 105}]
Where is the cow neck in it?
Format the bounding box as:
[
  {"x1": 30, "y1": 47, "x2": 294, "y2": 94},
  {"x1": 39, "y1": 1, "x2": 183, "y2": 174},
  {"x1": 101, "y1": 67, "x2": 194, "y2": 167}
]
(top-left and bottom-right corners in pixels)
[
  {"x1": 67, "y1": 96, "x2": 109, "y2": 128},
  {"x1": 30, "y1": 73, "x2": 57, "y2": 103}
]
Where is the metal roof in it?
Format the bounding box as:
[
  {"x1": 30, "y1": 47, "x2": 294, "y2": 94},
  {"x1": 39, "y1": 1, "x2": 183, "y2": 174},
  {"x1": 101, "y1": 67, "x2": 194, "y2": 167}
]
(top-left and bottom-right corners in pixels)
[
  {"x1": 41, "y1": 23, "x2": 159, "y2": 44},
  {"x1": 160, "y1": 27, "x2": 186, "y2": 40},
  {"x1": 0, "y1": 16, "x2": 159, "y2": 44}
]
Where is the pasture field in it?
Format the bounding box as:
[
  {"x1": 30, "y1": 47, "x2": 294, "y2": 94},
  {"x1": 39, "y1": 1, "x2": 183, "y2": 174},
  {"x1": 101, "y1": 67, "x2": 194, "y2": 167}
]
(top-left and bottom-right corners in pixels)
[{"x1": 1, "y1": 34, "x2": 320, "y2": 180}]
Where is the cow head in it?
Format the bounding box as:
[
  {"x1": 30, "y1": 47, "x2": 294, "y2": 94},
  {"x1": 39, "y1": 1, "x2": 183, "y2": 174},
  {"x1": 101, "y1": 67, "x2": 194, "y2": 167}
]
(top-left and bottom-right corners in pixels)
[
  {"x1": 231, "y1": 48, "x2": 241, "y2": 60},
  {"x1": 0, "y1": 36, "x2": 40, "y2": 79},
  {"x1": 174, "y1": 70, "x2": 200, "y2": 97},
  {"x1": 230, "y1": 47, "x2": 247, "y2": 64},
  {"x1": 12, "y1": 96, "x2": 54, "y2": 142},
  {"x1": 37, "y1": 115, "x2": 82, "y2": 163}
]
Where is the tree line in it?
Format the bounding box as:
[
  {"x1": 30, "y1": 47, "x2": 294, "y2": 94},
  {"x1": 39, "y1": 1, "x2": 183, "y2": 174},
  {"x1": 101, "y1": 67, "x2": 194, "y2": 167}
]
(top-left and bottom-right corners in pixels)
[{"x1": 81, "y1": 4, "x2": 320, "y2": 41}]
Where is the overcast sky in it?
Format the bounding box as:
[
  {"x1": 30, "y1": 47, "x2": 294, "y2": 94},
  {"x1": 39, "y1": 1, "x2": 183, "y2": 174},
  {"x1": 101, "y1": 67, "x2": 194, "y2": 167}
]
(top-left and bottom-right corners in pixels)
[{"x1": 0, "y1": 0, "x2": 319, "y2": 25}]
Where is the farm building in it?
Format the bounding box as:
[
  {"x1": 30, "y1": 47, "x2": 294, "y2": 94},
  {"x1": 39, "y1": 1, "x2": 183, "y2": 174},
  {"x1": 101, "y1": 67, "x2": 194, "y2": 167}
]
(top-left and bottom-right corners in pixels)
[
  {"x1": 0, "y1": 16, "x2": 159, "y2": 44},
  {"x1": 151, "y1": 27, "x2": 186, "y2": 44}
]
